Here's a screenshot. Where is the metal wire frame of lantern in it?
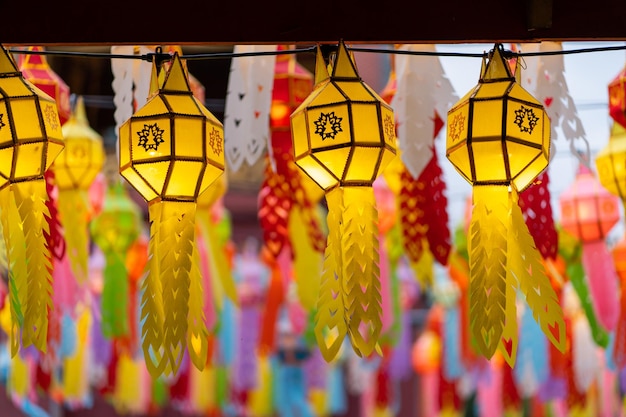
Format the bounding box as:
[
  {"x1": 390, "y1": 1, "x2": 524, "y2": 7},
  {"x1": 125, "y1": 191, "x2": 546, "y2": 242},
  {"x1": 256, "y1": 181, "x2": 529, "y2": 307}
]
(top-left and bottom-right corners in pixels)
[
  {"x1": 119, "y1": 52, "x2": 225, "y2": 377},
  {"x1": 291, "y1": 41, "x2": 397, "y2": 361},
  {"x1": 445, "y1": 43, "x2": 564, "y2": 366}
]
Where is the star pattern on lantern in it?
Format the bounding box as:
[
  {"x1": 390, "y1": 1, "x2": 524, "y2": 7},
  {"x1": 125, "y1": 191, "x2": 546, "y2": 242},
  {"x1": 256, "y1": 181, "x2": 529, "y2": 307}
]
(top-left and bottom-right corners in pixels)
[
  {"x1": 209, "y1": 127, "x2": 223, "y2": 155},
  {"x1": 137, "y1": 123, "x2": 165, "y2": 151},
  {"x1": 314, "y1": 111, "x2": 343, "y2": 140},
  {"x1": 449, "y1": 113, "x2": 465, "y2": 142},
  {"x1": 44, "y1": 103, "x2": 59, "y2": 131},
  {"x1": 0, "y1": 114, "x2": 4, "y2": 130},
  {"x1": 384, "y1": 114, "x2": 395, "y2": 140},
  {"x1": 514, "y1": 106, "x2": 539, "y2": 134}
]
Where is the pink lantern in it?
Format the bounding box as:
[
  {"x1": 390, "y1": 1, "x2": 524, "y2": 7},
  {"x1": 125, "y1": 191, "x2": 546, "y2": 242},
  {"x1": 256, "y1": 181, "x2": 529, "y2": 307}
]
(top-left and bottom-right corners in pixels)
[{"x1": 559, "y1": 164, "x2": 621, "y2": 330}]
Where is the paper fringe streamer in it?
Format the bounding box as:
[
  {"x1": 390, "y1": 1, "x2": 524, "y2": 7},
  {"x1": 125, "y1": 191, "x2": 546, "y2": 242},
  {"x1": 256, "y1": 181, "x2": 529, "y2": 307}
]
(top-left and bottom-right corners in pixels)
[
  {"x1": 469, "y1": 186, "x2": 565, "y2": 366},
  {"x1": 58, "y1": 190, "x2": 89, "y2": 283},
  {"x1": 573, "y1": 315, "x2": 599, "y2": 393},
  {"x1": 188, "y1": 244, "x2": 208, "y2": 371},
  {"x1": 613, "y1": 273, "x2": 626, "y2": 367},
  {"x1": 315, "y1": 187, "x2": 382, "y2": 361},
  {"x1": 101, "y1": 255, "x2": 129, "y2": 338},
  {"x1": 289, "y1": 207, "x2": 322, "y2": 311},
  {"x1": 581, "y1": 240, "x2": 619, "y2": 331},
  {"x1": 1, "y1": 180, "x2": 53, "y2": 355},
  {"x1": 519, "y1": 171, "x2": 558, "y2": 260},
  {"x1": 44, "y1": 170, "x2": 66, "y2": 261}
]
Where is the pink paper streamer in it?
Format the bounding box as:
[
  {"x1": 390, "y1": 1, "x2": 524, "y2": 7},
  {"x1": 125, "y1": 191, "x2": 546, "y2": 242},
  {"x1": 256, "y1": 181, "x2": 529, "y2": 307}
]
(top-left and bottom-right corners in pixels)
[
  {"x1": 420, "y1": 372, "x2": 439, "y2": 417},
  {"x1": 196, "y1": 229, "x2": 217, "y2": 331},
  {"x1": 582, "y1": 240, "x2": 619, "y2": 331},
  {"x1": 477, "y1": 362, "x2": 502, "y2": 417}
]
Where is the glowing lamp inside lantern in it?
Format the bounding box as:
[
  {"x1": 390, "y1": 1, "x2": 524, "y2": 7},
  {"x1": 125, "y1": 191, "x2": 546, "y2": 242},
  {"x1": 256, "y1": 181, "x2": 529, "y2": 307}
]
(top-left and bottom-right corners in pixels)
[
  {"x1": 559, "y1": 165, "x2": 621, "y2": 242},
  {"x1": 446, "y1": 46, "x2": 550, "y2": 192}
]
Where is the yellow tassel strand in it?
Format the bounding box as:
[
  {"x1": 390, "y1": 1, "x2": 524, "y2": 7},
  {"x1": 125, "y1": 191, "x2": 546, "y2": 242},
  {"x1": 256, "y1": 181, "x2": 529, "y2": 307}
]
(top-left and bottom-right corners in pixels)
[
  {"x1": 187, "y1": 243, "x2": 208, "y2": 371},
  {"x1": 0, "y1": 186, "x2": 26, "y2": 356},
  {"x1": 159, "y1": 200, "x2": 195, "y2": 375},
  {"x1": 315, "y1": 187, "x2": 348, "y2": 361},
  {"x1": 343, "y1": 187, "x2": 382, "y2": 357},
  {"x1": 289, "y1": 206, "x2": 322, "y2": 311},
  {"x1": 13, "y1": 179, "x2": 53, "y2": 352},
  {"x1": 141, "y1": 202, "x2": 166, "y2": 377},
  {"x1": 57, "y1": 189, "x2": 89, "y2": 282},
  {"x1": 469, "y1": 186, "x2": 508, "y2": 358},
  {"x1": 509, "y1": 187, "x2": 566, "y2": 353}
]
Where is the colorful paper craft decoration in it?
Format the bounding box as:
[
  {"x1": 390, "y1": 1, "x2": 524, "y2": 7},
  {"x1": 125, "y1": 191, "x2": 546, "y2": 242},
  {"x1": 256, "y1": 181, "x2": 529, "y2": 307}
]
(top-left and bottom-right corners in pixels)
[
  {"x1": 119, "y1": 52, "x2": 225, "y2": 377},
  {"x1": 53, "y1": 96, "x2": 104, "y2": 282},
  {"x1": 445, "y1": 44, "x2": 565, "y2": 366},
  {"x1": 560, "y1": 164, "x2": 621, "y2": 331},
  {"x1": 0, "y1": 45, "x2": 65, "y2": 355},
  {"x1": 291, "y1": 41, "x2": 397, "y2": 360},
  {"x1": 608, "y1": 65, "x2": 626, "y2": 129}
]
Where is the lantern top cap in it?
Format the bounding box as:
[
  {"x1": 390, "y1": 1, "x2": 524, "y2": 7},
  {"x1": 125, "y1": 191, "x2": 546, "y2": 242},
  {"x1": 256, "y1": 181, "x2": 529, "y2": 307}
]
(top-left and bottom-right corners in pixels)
[
  {"x1": 331, "y1": 40, "x2": 359, "y2": 80},
  {"x1": 0, "y1": 45, "x2": 18, "y2": 73},
  {"x1": 19, "y1": 46, "x2": 48, "y2": 68},
  {"x1": 314, "y1": 45, "x2": 330, "y2": 87},
  {"x1": 161, "y1": 52, "x2": 191, "y2": 94},
  {"x1": 611, "y1": 120, "x2": 626, "y2": 138},
  {"x1": 482, "y1": 44, "x2": 514, "y2": 82}
]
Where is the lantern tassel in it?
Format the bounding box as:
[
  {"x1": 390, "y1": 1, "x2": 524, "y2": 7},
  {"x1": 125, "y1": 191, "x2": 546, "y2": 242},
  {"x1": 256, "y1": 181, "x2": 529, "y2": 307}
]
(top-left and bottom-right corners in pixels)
[
  {"x1": 0, "y1": 185, "x2": 26, "y2": 356},
  {"x1": 468, "y1": 185, "x2": 508, "y2": 359},
  {"x1": 315, "y1": 187, "x2": 348, "y2": 361},
  {"x1": 581, "y1": 240, "x2": 619, "y2": 331},
  {"x1": 101, "y1": 254, "x2": 129, "y2": 338},
  {"x1": 343, "y1": 186, "x2": 382, "y2": 357},
  {"x1": 159, "y1": 200, "x2": 195, "y2": 375},
  {"x1": 14, "y1": 179, "x2": 53, "y2": 352},
  {"x1": 510, "y1": 187, "x2": 566, "y2": 354},
  {"x1": 141, "y1": 202, "x2": 166, "y2": 377},
  {"x1": 289, "y1": 207, "x2": 322, "y2": 311},
  {"x1": 187, "y1": 244, "x2": 208, "y2": 371},
  {"x1": 57, "y1": 189, "x2": 89, "y2": 282}
]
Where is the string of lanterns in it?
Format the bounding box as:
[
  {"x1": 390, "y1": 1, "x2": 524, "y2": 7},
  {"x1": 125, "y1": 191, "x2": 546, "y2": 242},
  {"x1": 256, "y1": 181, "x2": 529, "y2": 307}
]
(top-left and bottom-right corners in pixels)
[{"x1": 0, "y1": 40, "x2": 625, "y2": 383}]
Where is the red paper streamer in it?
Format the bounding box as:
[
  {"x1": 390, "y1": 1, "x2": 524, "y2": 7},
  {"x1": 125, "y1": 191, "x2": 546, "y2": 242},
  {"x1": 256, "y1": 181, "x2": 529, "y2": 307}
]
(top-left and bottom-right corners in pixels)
[
  {"x1": 44, "y1": 170, "x2": 66, "y2": 260},
  {"x1": 257, "y1": 249, "x2": 285, "y2": 354},
  {"x1": 501, "y1": 359, "x2": 521, "y2": 410},
  {"x1": 519, "y1": 171, "x2": 558, "y2": 260}
]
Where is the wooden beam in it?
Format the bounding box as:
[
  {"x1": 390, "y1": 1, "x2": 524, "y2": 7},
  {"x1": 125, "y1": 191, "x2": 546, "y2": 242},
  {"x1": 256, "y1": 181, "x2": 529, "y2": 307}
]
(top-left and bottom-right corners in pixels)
[{"x1": 1, "y1": 0, "x2": 626, "y2": 45}]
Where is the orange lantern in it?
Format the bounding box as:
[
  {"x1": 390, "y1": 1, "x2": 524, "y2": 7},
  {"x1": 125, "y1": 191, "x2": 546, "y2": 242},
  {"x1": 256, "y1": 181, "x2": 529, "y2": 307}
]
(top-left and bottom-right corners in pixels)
[
  {"x1": 559, "y1": 164, "x2": 621, "y2": 331},
  {"x1": 612, "y1": 235, "x2": 626, "y2": 367},
  {"x1": 608, "y1": 65, "x2": 626, "y2": 129},
  {"x1": 18, "y1": 46, "x2": 71, "y2": 125}
]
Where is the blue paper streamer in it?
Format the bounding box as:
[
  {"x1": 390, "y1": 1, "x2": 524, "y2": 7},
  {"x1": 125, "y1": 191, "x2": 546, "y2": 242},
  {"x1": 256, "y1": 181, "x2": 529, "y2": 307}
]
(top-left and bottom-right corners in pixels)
[
  {"x1": 59, "y1": 312, "x2": 77, "y2": 358},
  {"x1": 443, "y1": 306, "x2": 464, "y2": 381},
  {"x1": 218, "y1": 298, "x2": 236, "y2": 366},
  {"x1": 515, "y1": 305, "x2": 549, "y2": 388}
]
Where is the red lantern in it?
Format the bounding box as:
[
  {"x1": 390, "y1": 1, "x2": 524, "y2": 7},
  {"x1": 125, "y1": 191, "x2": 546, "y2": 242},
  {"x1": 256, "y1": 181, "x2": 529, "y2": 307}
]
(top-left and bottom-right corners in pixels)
[
  {"x1": 609, "y1": 65, "x2": 626, "y2": 129},
  {"x1": 18, "y1": 46, "x2": 71, "y2": 125},
  {"x1": 559, "y1": 164, "x2": 621, "y2": 331}
]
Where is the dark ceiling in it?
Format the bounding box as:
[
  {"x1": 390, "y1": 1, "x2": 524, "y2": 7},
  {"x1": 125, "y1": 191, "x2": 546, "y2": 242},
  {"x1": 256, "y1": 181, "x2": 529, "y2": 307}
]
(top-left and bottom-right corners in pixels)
[{"x1": 1, "y1": 0, "x2": 626, "y2": 45}]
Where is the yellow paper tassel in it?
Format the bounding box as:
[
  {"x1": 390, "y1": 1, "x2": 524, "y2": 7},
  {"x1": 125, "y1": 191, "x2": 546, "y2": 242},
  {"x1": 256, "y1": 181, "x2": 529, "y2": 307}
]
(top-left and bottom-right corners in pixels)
[
  {"x1": 411, "y1": 238, "x2": 434, "y2": 287},
  {"x1": 289, "y1": 206, "x2": 322, "y2": 311},
  {"x1": 159, "y1": 200, "x2": 195, "y2": 376},
  {"x1": 342, "y1": 187, "x2": 382, "y2": 357},
  {"x1": 469, "y1": 186, "x2": 508, "y2": 358},
  {"x1": 114, "y1": 353, "x2": 142, "y2": 414},
  {"x1": 315, "y1": 187, "x2": 348, "y2": 361},
  {"x1": 196, "y1": 210, "x2": 224, "y2": 311},
  {"x1": 57, "y1": 189, "x2": 89, "y2": 282},
  {"x1": 9, "y1": 352, "x2": 29, "y2": 398},
  {"x1": 248, "y1": 355, "x2": 273, "y2": 417},
  {"x1": 191, "y1": 365, "x2": 215, "y2": 413},
  {"x1": 188, "y1": 244, "x2": 208, "y2": 371},
  {"x1": 63, "y1": 309, "x2": 90, "y2": 400},
  {"x1": 13, "y1": 180, "x2": 52, "y2": 352},
  {"x1": 141, "y1": 202, "x2": 166, "y2": 377},
  {"x1": 509, "y1": 187, "x2": 565, "y2": 353},
  {"x1": 204, "y1": 214, "x2": 238, "y2": 306},
  {"x1": 310, "y1": 389, "x2": 327, "y2": 417},
  {"x1": 0, "y1": 186, "x2": 26, "y2": 356}
]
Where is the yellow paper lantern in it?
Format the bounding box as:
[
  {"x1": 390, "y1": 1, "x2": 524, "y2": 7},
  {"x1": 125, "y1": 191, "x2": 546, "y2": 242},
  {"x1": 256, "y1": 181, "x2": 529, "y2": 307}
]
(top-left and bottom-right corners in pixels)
[
  {"x1": 445, "y1": 44, "x2": 564, "y2": 367},
  {"x1": 0, "y1": 44, "x2": 65, "y2": 355},
  {"x1": 596, "y1": 122, "x2": 626, "y2": 202},
  {"x1": 53, "y1": 96, "x2": 105, "y2": 282},
  {"x1": 119, "y1": 52, "x2": 224, "y2": 377},
  {"x1": 291, "y1": 41, "x2": 396, "y2": 361}
]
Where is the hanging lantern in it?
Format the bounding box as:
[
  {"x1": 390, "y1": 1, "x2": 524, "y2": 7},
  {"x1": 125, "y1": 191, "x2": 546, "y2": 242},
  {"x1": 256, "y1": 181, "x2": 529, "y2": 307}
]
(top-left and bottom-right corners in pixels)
[
  {"x1": 91, "y1": 183, "x2": 141, "y2": 339},
  {"x1": 19, "y1": 46, "x2": 71, "y2": 125},
  {"x1": 446, "y1": 44, "x2": 564, "y2": 366},
  {"x1": 596, "y1": 121, "x2": 626, "y2": 202},
  {"x1": 119, "y1": 53, "x2": 224, "y2": 377},
  {"x1": 291, "y1": 41, "x2": 397, "y2": 360},
  {"x1": 0, "y1": 45, "x2": 65, "y2": 355},
  {"x1": 559, "y1": 163, "x2": 621, "y2": 331},
  {"x1": 52, "y1": 96, "x2": 104, "y2": 282},
  {"x1": 608, "y1": 65, "x2": 626, "y2": 129}
]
